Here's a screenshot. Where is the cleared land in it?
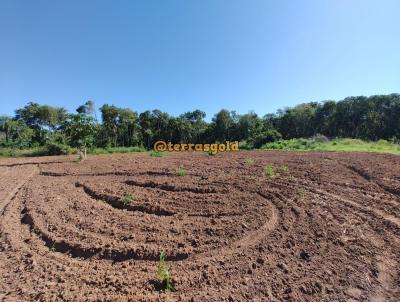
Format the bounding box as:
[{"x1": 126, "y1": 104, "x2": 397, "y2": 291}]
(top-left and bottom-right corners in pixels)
[{"x1": 0, "y1": 151, "x2": 399, "y2": 301}]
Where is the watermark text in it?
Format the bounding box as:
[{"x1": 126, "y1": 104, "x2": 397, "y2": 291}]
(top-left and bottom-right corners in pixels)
[{"x1": 153, "y1": 141, "x2": 239, "y2": 155}]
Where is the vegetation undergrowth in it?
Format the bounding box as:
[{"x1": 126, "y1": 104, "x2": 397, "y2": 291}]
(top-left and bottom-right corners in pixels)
[
  {"x1": 2, "y1": 94, "x2": 400, "y2": 158},
  {"x1": 2, "y1": 138, "x2": 399, "y2": 159},
  {"x1": 0, "y1": 146, "x2": 146, "y2": 158},
  {"x1": 261, "y1": 138, "x2": 400, "y2": 155},
  {"x1": 91, "y1": 146, "x2": 146, "y2": 155},
  {"x1": 149, "y1": 150, "x2": 166, "y2": 157}
]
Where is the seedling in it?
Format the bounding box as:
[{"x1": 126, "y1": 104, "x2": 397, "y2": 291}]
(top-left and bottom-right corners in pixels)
[
  {"x1": 119, "y1": 194, "x2": 134, "y2": 206},
  {"x1": 244, "y1": 158, "x2": 255, "y2": 165},
  {"x1": 49, "y1": 242, "x2": 56, "y2": 252},
  {"x1": 176, "y1": 167, "x2": 186, "y2": 176},
  {"x1": 264, "y1": 165, "x2": 275, "y2": 177},
  {"x1": 156, "y1": 251, "x2": 176, "y2": 292},
  {"x1": 280, "y1": 165, "x2": 289, "y2": 172},
  {"x1": 298, "y1": 188, "x2": 305, "y2": 199},
  {"x1": 32, "y1": 229, "x2": 42, "y2": 240}
]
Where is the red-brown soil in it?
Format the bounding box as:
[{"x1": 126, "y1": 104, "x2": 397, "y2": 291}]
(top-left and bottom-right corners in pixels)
[{"x1": 0, "y1": 151, "x2": 399, "y2": 301}]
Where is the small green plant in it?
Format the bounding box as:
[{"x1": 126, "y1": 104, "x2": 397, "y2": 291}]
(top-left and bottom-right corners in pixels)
[
  {"x1": 297, "y1": 188, "x2": 305, "y2": 200},
  {"x1": 264, "y1": 165, "x2": 275, "y2": 177},
  {"x1": 176, "y1": 167, "x2": 186, "y2": 176},
  {"x1": 156, "y1": 251, "x2": 176, "y2": 292},
  {"x1": 244, "y1": 157, "x2": 255, "y2": 165},
  {"x1": 74, "y1": 152, "x2": 84, "y2": 163},
  {"x1": 150, "y1": 151, "x2": 166, "y2": 157},
  {"x1": 49, "y1": 242, "x2": 56, "y2": 252},
  {"x1": 9, "y1": 149, "x2": 18, "y2": 158},
  {"x1": 32, "y1": 229, "x2": 42, "y2": 240},
  {"x1": 280, "y1": 165, "x2": 289, "y2": 172},
  {"x1": 119, "y1": 194, "x2": 134, "y2": 206}
]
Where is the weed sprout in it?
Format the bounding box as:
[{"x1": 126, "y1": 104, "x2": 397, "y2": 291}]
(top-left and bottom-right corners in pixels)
[
  {"x1": 264, "y1": 165, "x2": 275, "y2": 177},
  {"x1": 176, "y1": 167, "x2": 186, "y2": 176},
  {"x1": 119, "y1": 194, "x2": 134, "y2": 206},
  {"x1": 156, "y1": 251, "x2": 176, "y2": 292}
]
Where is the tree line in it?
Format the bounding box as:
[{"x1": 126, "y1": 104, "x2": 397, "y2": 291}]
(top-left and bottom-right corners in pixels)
[{"x1": 0, "y1": 93, "x2": 399, "y2": 153}]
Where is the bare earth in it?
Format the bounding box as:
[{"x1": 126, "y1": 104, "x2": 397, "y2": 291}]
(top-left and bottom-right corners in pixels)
[{"x1": 0, "y1": 151, "x2": 399, "y2": 301}]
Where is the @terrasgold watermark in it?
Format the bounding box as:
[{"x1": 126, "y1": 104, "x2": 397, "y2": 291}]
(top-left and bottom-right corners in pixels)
[{"x1": 153, "y1": 141, "x2": 239, "y2": 155}]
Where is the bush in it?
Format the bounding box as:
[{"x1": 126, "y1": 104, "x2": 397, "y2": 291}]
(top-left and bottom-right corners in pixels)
[
  {"x1": 312, "y1": 134, "x2": 329, "y2": 143},
  {"x1": 46, "y1": 142, "x2": 74, "y2": 155},
  {"x1": 377, "y1": 139, "x2": 389, "y2": 145},
  {"x1": 391, "y1": 136, "x2": 400, "y2": 144},
  {"x1": 340, "y1": 138, "x2": 364, "y2": 145},
  {"x1": 249, "y1": 129, "x2": 282, "y2": 148},
  {"x1": 42, "y1": 142, "x2": 74, "y2": 156},
  {"x1": 239, "y1": 141, "x2": 253, "y2": 150}
]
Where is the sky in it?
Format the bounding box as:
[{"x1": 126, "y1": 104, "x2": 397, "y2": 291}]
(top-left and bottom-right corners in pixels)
[{"x1": 0, "y1": 0, "x2": 399, "y2": 120}]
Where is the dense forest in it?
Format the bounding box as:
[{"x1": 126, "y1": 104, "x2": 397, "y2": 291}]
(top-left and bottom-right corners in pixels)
[{"x1": 0, "y1": 93, "x2": 399, "y2": 154}]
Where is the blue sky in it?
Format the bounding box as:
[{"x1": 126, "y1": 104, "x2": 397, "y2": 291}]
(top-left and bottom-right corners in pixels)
[{"x1": 0, "y1": 0, "x2": 399, "y2": 120}]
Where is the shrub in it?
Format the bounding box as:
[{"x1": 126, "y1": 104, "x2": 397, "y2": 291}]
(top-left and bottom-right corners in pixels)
[
  {"x1": 31, "y1": 142, "x2": 75, "y2": 156},
  {"x1": 312, "y1": 134, "x2": 329, "y2": 143},
  {"x1": 390, "y1": 136, "x2": 400, "y2": 144},
  {"x1": 249, "y1": 129, "x2": 282, "y2": 148},
  {"x1": 45, "y1": 142, "x2": 74, "y2": 155},
  {"x1": 377, "y1": 139, "x2": 389, "y2": 145},
  {"x1": 239, "y1": 141, "x2": 253, "y2": 150}
]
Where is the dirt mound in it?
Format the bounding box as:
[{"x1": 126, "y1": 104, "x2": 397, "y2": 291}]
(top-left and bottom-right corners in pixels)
[{"x1": 1, "y1": 151, "x2": 399, "y2": 301}]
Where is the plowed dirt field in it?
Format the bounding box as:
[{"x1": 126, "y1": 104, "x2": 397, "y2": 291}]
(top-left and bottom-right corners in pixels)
[{"x1": 0, "y1": 151, "x2": 399, "y2": 301}]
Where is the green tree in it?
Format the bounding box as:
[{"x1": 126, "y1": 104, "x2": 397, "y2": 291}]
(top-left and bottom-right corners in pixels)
[
  {"x1": 15, "y1": 102, "x2": 67, "y2": 144},
  {"x1": 180, "y1": 110, "x2": 207, "y2": 143},
  {"x1": 100, "y1": 104, "x2": 120, "y2": 147},
  {"x1": 211, "y1": 109, "x2": 234, "y2": 142},
  {"x1": 0, "y1": 118, "x2": 34, "y2": 149},
  {"x1": 64, "y1": 114, "x2": 98, "y2": 156}
]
